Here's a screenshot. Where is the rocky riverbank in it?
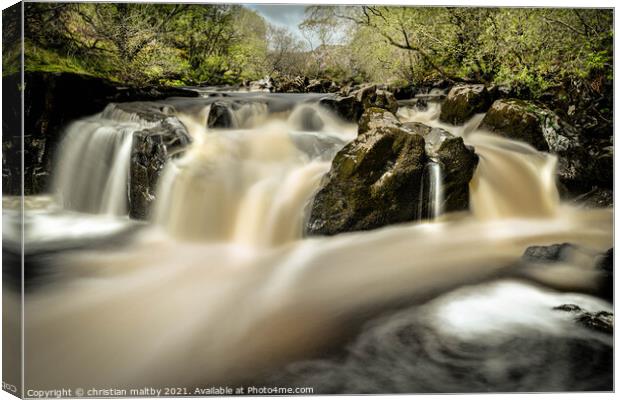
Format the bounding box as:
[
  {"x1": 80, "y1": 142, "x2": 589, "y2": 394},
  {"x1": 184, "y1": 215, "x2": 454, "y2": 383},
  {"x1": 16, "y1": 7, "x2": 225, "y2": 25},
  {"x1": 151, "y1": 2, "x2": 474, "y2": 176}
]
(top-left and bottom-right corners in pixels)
[
  {"x1": 3, "y1": 72, "x2": 612, "y2": 216},
  {"x1": 2, "y1": 72, "x2": 198, "y2": 195}
]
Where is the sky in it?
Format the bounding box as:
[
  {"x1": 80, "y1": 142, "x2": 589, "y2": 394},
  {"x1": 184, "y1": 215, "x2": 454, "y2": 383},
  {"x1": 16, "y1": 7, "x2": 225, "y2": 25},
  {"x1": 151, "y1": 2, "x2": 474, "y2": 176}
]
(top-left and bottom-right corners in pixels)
[{"x1": 245, "y1": 4, "x2": 309, "y2": 40}]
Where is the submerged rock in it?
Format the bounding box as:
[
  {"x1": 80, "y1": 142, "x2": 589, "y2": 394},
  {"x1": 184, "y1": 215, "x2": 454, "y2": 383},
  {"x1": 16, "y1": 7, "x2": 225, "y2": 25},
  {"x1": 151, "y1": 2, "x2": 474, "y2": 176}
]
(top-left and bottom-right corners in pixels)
[
  {"x1": 439, "y1": 84, "x2": 492, "y2": 125},
  {"x1": 522, "y1": 243, "x2": 613, "y2": 302},
  {"x1": 571, "y1": 187, "x2": 613, "y2": 208},
  {"x1": 306, "y1": 125, "x2": 427, "y2": 235},
  {"x1": 553, "y1": 304, "x2": 613, "y2": 334},
  {"x1": 129, "y1": 117, "x2": 191, "y2": 219},
  {"x1": 290, "y1": 106, "x2": 325, "y2": 131},
  {"x1": 207, "y1": 101, "x2": 235, "y2": 128},
  {"x1": 521, "y1": 243, "x2": 578, "y2": 264},
  {"x1": 319, "y1": 95, "x2": 363, "y2": 122}
]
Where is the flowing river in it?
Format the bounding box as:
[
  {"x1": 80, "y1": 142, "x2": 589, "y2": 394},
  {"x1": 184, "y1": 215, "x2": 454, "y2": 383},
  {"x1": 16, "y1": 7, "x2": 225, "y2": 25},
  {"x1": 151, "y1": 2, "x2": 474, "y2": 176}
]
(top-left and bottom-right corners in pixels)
[{"x1": 2, "y1": 90, "x2": 612, "y2": 392}]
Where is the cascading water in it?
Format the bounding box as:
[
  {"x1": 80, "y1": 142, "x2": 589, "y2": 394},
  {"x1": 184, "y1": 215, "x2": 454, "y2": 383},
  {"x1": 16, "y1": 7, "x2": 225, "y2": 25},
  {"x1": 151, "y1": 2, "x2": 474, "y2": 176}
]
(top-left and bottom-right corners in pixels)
[
  {"x1": 10, "y1": 92, "x2": 612, "y2": 391},
  {"x1": 52, "y1": 104, "x2": 156, "y2": 216},
  {"x1": 418, "y1": 160, "x2": 443, "y2": 220},
  {"x1": 155, "y1": 103, "x2": 356, "y2": 245},
  {"x1": 397, "y1": 102, "x2": 561, "y2": 220}
]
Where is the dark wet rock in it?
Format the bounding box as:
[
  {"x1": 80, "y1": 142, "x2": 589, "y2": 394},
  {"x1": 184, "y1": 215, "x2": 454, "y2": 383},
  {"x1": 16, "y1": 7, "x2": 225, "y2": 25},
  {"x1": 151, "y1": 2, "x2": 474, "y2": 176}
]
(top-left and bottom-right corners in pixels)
[
  {"x1": 521, "y1": 243, "x2": 578, "y2": 264},
  {"x1": 487, "y1": 84, "x2": 513, "y2": 100},
  {"x1": 439, "y1": 84, "x2": 492, "y2": 125},
  {"x1": 391, "y1": 84, "x2": 417, "y2": 100},
  {"x1": 129, "y1": 117, "x2": 191, "y2": 219},
  {"x1": 479, "y1": 99, "x2": 599, "y2": 189},
  {"x1": 523, "y1": 244, "x2": 613, "y2": 302},
  {"x1": 353, "y1": 85, "x2": 399, "y2": 114},
  {"x1": 554, "y1": 304, "x2": 613, "y2": 334},
  {"x1": 319, "y1": 95, "x2": 363, "y2": 122},
  {"x1": 2, "y1": 71, "x2": 197, "y2": 195},
  {"x1": 358, "y1": 107, "x2": 401, "y2": 135},
  {"x1": 306, "y1": 126, "x2": 427, "y2": 235},
  {"x1": 576, "y1": 311, "x2": 613, "y2": 334},
  {"x1": 480, "y1": 99, "x2": 579, "y2": 152},
  {"x1": 553, "y1": 304, "x2": 583, "y2": 312},
  {"x1": 307, "y1": 79, "x2": 340, "y2": 94},
  {"x1": 571, "y1": 187, "x2": 613, "y2": 208},
  {"x1": 401, "y1": 123, "x2": 478, "y2": 212},
  {"x1": 435, "y1": 135, "x2": 478, "y2": 212},
  {"x1": 207, "y1": 101, "x2": 235, "y2": 128},
  {"x1": 596, "y1": 248, "x2": 613, "y2": 302}
]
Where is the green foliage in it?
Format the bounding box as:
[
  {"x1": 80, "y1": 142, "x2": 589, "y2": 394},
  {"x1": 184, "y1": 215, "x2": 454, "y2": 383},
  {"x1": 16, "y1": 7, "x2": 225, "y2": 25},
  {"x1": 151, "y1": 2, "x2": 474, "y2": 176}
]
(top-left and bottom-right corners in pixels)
[
  {"x1": 302, "y1": 6, "x2": 613, "y2": 96},
  {"x1": 21, "y1": 3, "x2": 613, "y2": 96},
  {"x1": 24, "y1": 3, "x2": 268, "y2": 85}
]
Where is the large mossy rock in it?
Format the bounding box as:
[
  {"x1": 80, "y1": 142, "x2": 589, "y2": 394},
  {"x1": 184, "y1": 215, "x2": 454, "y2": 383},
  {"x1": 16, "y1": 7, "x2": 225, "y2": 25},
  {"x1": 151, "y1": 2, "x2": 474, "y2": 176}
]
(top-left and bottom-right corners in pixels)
[
  {"x1": 479, "y1": 99, "x2": 603, "y2": 190},
  {"x1": 353, "y1": 85, "x2": 399, "y2": 114},
  {"x1": 306, "y1": 125, "x2": 427, "y2": 235},
  {"x1": 401, "y1": 122, "x2": 478, "y2": 212},
  {"x1": 479, "y1": 99, "x2": 578, "y2": 152},
  {"x1": 439, "y1": 84, "x2": 492, "y2": 125},
  {"x1": 358, "y1": 107, "x2": 402, "y2": 135},
  {"x1": 129, "y1": 116, "x2": 191, "y2": 220}
]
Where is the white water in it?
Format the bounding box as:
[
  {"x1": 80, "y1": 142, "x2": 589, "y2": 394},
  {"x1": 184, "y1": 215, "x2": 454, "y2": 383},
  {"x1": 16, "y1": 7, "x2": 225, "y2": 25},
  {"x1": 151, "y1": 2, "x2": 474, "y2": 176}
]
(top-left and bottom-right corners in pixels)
[
  {"x1": 397, "y1": 102, "x2": 560, "y2": 220},
  {"x1": 155, "y1": 104, "x2": 356, "y2": 244},
  {"x1": 419, "y1": 161, "x2": 443, "y2": 219},
  {"x1": 14, "y1": 96, "x2": 613, "y2": 391},
  {"x1": 52, "y1": 104, "x2": 156, "y2": 215}
]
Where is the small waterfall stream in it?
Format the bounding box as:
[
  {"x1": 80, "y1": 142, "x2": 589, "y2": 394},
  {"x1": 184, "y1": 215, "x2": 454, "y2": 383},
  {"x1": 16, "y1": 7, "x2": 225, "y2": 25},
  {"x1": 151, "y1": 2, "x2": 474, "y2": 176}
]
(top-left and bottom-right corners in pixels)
[
  {"x1": 12, "y1": 92, "x2": 612, "y2": 391},
  {"x1": 419, "y1": 161, "x2": 443, "y2": 220}
]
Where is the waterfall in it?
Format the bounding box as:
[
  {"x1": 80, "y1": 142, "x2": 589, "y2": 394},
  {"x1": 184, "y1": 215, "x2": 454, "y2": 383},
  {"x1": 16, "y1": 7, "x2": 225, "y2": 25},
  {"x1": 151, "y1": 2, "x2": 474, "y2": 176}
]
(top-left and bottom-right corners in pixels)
[
  {"x1": 467, "y1": 133, "x2": 560, "y2": 220},
  {"x1": 53, "y1": 119, "x2": 139, "y2": 215},
  {"x1": 418, "y1": 161, "x2": 443, "y2": 220},
  {"x1": 21, "y1": 93, "x2": 611, "y2": 391},
  {"x1": 154, "y1": 105, "x2": 356, "y2": 245},
  {"x1": 398, "y1": 102, "x2": 561, "y2": 220}
]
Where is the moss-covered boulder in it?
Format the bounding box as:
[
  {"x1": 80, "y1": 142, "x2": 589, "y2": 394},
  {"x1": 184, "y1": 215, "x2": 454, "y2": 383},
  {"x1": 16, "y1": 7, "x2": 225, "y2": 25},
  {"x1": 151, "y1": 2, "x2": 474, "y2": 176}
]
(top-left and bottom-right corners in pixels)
[
  {"x1": 402, "y1": 122, "x2": 478, "y2": 212},
  {"x1": 439, "y1": 84, "x2": 492, "y2": 125},
  {"x1": 306, "y1": 125, "x2": 427, "y2": 235},
  {"x1": 479, "y1": 99, "x2": 603, "y2": 189},
  {"x1": 480, "y1": 99, "x2": 579, "y2": 152},
  {"x1": 358, "y1": 107, "x2": 402, "y2": 135},
  {"x1": 353, "y1": 85, "x2": 399, "y2": 114}
]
